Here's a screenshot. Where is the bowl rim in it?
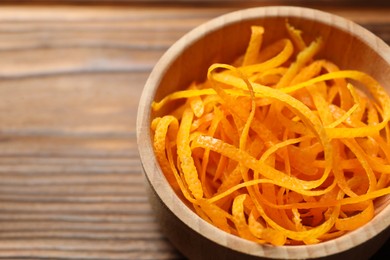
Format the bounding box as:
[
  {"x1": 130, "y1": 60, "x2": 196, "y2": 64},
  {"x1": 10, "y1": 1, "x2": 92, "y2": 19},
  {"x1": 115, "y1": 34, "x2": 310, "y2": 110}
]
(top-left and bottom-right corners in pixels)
[{"x1": 137, "y1": 5, "x2": 390, "y2": 259}]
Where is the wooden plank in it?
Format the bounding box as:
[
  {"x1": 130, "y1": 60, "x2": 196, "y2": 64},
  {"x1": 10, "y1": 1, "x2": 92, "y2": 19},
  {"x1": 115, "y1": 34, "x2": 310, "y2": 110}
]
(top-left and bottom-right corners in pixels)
[
  {"x1": 0, "y1": 212, "x2": 156, "y2": 222},
  {"x1": 0, "y1": 250, "x2": 182, "y2": 260},
  {"x1": 0, "y1": 183, "x2": 144, "y2": 195},
  {"x1": 0, "y1": 0, "x2": 389, "y2": 8},
  {"x1": 0, "y1": 136, "x2": 137, "y2": 157}
]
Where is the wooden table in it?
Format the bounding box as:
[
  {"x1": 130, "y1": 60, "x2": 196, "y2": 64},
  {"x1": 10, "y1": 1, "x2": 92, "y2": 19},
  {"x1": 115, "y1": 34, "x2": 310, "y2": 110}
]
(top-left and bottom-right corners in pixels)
[{"x1": 0, "y1": 2, "x2": 389, "y2": 259}]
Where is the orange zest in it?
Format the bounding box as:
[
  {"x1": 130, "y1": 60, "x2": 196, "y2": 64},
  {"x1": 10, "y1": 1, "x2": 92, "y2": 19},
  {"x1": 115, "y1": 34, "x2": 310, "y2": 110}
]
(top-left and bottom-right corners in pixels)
[{"x1": 150, "y1": 22, "x2": 390, "y2": 245}]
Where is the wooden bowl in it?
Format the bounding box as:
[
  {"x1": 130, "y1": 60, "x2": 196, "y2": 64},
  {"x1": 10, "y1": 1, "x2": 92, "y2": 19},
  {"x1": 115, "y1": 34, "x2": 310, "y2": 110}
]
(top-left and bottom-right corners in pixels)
[{"x1": 137, "y1": 6, "x2": 390, "y2": 260}]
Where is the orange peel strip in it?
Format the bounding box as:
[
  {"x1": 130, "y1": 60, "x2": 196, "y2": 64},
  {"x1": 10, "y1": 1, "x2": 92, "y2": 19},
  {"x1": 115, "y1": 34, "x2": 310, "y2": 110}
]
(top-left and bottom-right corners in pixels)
[
  {"x1": 177, "y1": 108, "x2": 204, "y2": 199},
  {"x1": 193, "y1": 135, "x2": 335, "y2": 195},
  {"x1": 243, "y1": 26, "x2": 264, "y2": 66}
]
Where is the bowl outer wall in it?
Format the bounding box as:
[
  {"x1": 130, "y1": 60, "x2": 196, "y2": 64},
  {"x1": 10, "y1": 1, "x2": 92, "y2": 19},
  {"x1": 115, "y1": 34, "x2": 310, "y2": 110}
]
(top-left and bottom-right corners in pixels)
[{"x1": 137, "y1": 6, "x2": 390, "y2": 259}]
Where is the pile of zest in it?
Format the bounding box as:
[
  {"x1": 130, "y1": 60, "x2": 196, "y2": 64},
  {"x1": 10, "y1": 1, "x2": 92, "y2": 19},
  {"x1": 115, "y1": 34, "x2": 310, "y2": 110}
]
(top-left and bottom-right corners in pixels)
[{"x1": 151, "y1": 22, "x2": 390, "y2": 245}]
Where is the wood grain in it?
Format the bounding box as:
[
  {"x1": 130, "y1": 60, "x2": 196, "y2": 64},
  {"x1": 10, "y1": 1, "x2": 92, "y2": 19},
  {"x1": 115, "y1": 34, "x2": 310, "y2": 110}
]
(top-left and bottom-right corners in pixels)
[
  {"x1": 0, "y1": 3, "x2": 389, "y2": 260},
  {"x1": 0, "y1": 0, "x2": 389, "y2": 8}
]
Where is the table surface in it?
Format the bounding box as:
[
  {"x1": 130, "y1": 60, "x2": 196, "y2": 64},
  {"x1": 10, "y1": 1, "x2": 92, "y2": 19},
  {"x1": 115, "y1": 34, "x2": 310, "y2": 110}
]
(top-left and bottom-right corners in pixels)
[{"x1": 0, "y1": 1, "x2": 389, "y2": 259}]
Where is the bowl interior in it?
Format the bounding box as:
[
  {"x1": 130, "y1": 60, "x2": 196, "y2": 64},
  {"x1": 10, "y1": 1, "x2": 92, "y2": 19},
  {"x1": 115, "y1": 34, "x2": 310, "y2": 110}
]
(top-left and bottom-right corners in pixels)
[
  {"x1": 153, "y1": 13, "x2": 390, "y2": 116},
  {"x1": 139, "y1": 6, "x2": 390, "y2": 259}
]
